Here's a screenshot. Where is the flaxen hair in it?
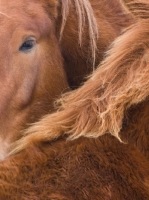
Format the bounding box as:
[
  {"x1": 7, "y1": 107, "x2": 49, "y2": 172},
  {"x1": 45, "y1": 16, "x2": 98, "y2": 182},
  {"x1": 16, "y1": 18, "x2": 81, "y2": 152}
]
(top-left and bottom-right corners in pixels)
[{"x1": 60, "y1": 0, "x2": 98, "y2": 66}]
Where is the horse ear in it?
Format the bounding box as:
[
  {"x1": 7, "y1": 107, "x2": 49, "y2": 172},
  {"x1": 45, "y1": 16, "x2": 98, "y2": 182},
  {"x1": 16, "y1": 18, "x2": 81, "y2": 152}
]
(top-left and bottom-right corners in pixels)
[{"x1": 121, "y1": 0, "x2": 149, "y2": 19}]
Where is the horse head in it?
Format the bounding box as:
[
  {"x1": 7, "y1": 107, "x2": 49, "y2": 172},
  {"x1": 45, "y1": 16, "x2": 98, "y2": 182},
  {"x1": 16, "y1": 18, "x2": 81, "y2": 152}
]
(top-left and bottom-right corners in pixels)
[{"x1": 0, "y1": 0, "x2": 69, "y2": 159}]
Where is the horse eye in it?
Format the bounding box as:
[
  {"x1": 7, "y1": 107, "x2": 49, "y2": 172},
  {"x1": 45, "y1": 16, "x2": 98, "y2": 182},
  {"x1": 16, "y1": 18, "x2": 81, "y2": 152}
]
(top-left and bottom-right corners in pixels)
[{"x1": 19, "y1": 38, "x2": 36, "y2": 52}]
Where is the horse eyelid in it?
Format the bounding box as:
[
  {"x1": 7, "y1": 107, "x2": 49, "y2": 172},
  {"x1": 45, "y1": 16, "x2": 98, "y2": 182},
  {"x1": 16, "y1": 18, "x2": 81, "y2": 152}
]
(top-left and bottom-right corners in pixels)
[{"x1": 19, "y1": 38, "x2": 36, "y2": 52}]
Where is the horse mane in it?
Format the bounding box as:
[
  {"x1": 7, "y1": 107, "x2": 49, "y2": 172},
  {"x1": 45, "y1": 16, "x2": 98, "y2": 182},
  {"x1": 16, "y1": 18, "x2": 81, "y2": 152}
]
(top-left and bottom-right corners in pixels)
[
  {"x1": 9, "y1": 19, "x2": 149, "y2": 155},
  {"x1": 60, "y1": 0, "x2": 98, "y2": 67}
]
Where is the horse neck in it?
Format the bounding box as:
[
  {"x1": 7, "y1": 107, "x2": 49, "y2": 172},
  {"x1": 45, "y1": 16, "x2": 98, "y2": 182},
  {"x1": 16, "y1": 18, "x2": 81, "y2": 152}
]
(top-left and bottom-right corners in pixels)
[{"x1": 58, "y1": 0, "x2": 133, "y2": 88}]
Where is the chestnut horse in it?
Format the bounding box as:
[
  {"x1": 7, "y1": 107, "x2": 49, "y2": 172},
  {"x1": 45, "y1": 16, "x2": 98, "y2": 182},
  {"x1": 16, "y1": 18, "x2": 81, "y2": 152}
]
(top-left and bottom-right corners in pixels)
[
  {"x1": 0, "y1": 0, "x2": 148, "y2": 199},
  {"x1": 0, "y1": 0, "x2": 132, "y2": 159}
]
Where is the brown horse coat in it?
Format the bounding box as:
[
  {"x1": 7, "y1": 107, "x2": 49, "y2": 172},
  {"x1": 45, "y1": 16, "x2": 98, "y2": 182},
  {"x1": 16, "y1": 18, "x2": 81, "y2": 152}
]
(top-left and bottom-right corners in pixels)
[
  {"x1": 0, "y1": 0, "x2": 132, "y2": 159},
  {"x1": 0, "y1": 0, "x2": 148, "y2": 199},
  {"x1": 0, "y1": 136, "x2": 149, "y2": 199},
  {"x1": 58, "y1": 0, "x2": 132, "y2": 87}
]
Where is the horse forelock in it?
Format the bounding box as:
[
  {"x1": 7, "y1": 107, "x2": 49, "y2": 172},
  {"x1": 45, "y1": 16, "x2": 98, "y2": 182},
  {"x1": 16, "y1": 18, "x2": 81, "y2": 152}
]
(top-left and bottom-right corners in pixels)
[{"x1": 60, "y1": 0, "x2": 98, "y2": 68}]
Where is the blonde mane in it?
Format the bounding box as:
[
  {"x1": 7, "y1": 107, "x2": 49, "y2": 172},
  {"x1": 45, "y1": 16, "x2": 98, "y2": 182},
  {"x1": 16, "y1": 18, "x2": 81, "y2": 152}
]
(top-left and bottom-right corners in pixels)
[
  {"x1": 60, "y1": 0, "x2": 98, "y2": 67},
  {"x1": 9, "y1": 19, "x2": 149, "y2": 155}
]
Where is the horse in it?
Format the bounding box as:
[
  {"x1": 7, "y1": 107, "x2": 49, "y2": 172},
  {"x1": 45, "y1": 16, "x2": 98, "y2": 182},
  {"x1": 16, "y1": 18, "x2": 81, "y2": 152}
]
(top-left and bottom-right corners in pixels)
[
  {"x1": 0, "y1": 0, "x2": 148, "y2": 199},
  {"x1": 57, "y1": 0, "x2": 132, "y2": 87},
  {"x1": 0, "y1": 0, "x2": 132, "y2": 160}
]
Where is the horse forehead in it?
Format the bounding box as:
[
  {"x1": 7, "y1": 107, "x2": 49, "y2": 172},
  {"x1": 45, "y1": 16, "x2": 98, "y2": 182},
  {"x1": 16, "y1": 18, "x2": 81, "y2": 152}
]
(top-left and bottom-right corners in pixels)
[
  {"x1": 0, "y1": 0, "x2": 51, "y2": 37},
  {"x1": 0, "y1": 0, "x2": 49, "y2": 25},
  {"x1": 0, "y1": 0, "x2": 44, "y2": 12}
]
